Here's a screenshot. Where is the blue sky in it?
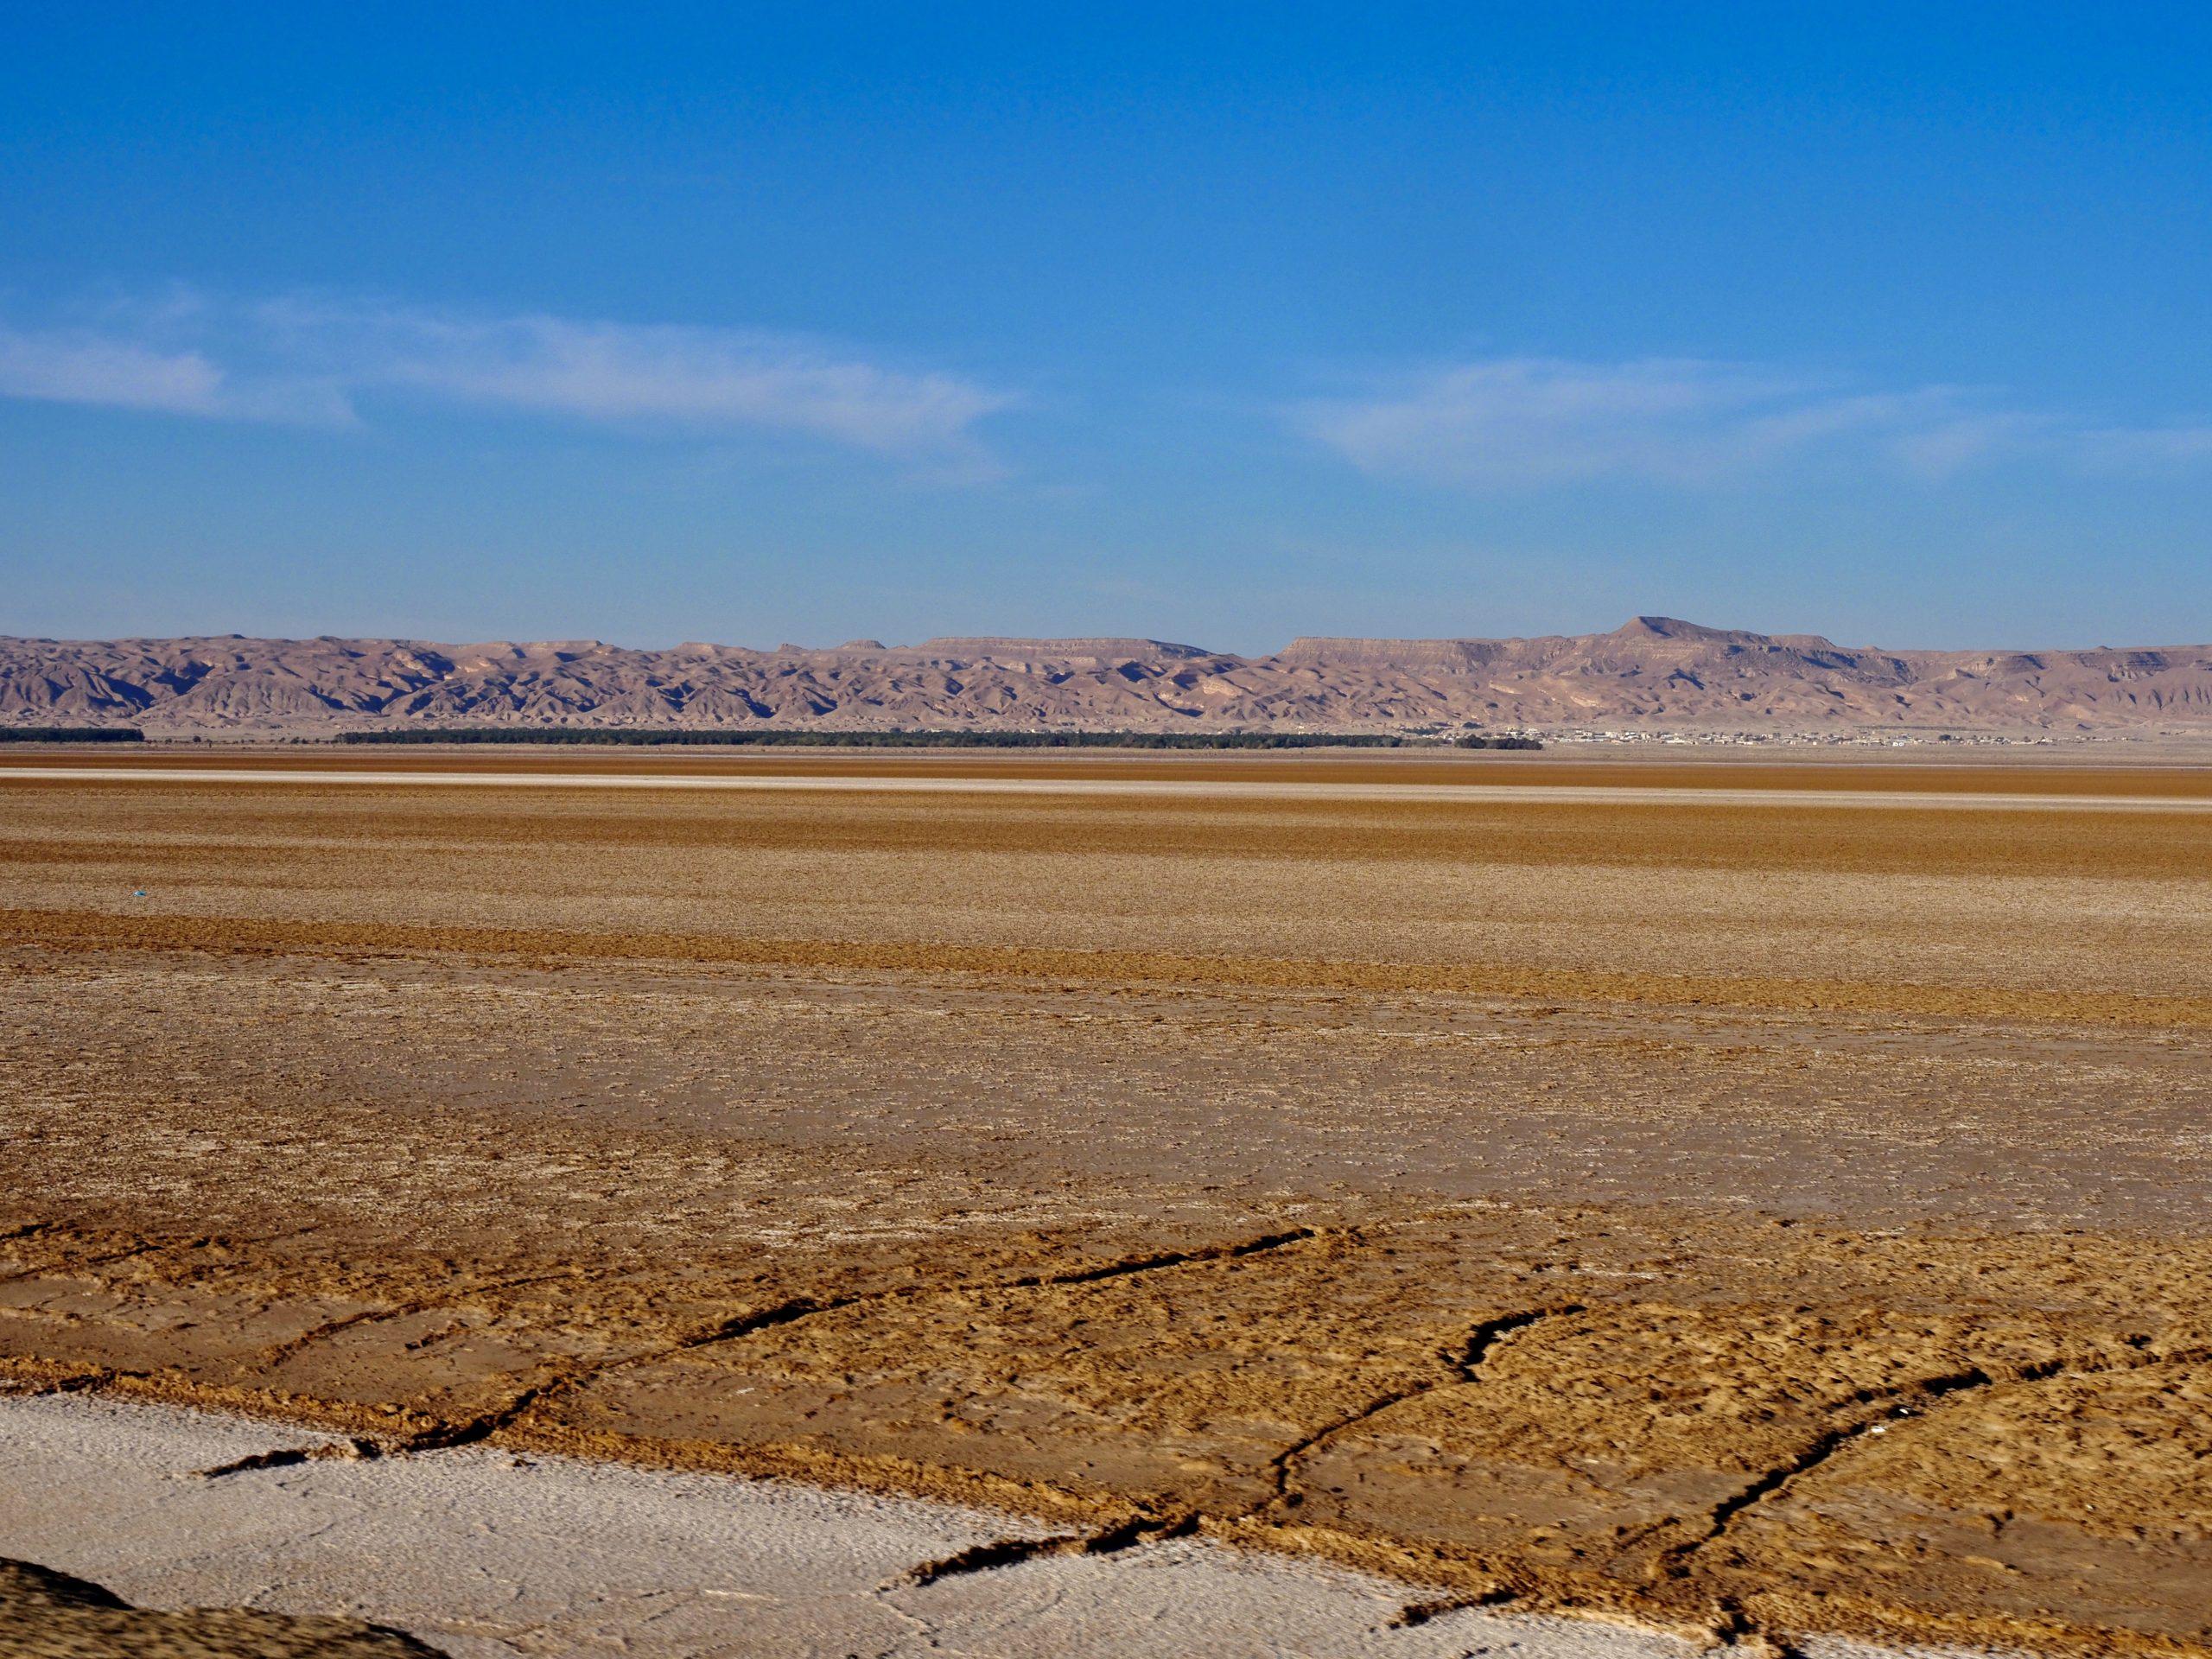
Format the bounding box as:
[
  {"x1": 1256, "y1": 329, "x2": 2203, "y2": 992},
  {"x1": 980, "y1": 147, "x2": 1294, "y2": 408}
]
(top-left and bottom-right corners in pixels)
[{"x1": 4, "y1": 3, "x2": 2210, "y2": 652}]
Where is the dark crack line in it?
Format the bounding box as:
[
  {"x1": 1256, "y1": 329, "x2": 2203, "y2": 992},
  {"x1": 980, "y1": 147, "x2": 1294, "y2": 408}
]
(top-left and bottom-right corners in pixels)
[
  {"x1": 1669, "y1": 1339, "x2": 2212, "y2": 1580},
  {"x1": 1265, "y1": 1301, "x2": 1586, "y2": 1513},
  {"x1": 1383, "y1": 1590, "x2": 1517, "y2": 1629},
  {"x1": 1007, "y1": 1228, "x2": 1320, "y2": 1288},
  {"x1": 0, "y1": 1238, "x2": 156, "y2": 1287},
  {"x1": 368, "y1": 1303, "x2": 817, "y2": 1461},
  {"x1": 1449, "y1": 1303, "x2": 1590, "y2": 1382},
  {"x1": 1663, "y1": 1336, "x2": 2212, "y2": 1610},
  {"x1": 895, "y1": 1530, "x2": 1091, "y2": 1587},
  {"x1": 399, "y1": 1384, "x2": 547, "y2": 1453},
  {"x1": 20, "y1": 1224, "x2": 2212, "y2": 1659},
  {"x1": 1663, "y1": 1362, "x2": 2017, "y2": 1574},
  {"x1": 677, "y1": 1293, "x2": 871, "y2": 1351},
  {"x1": 18, "y1": 1224, "x2": 1332, "y2": 1468},
  {"x1": 191, "y1": 1438, "x2": 380, "y2": 1480},
  {"x1": 185, "y1": 1268, "x2": 605, "y2": 1459},
  {"x1": 238, "y1": 1267, "x2": 585, "y2": 1376},
  {"x1": 1682, "y1": 1363, "x2": 2000, "y2": 1557},
  {"x1": 672, "y1": 1225, "x2": 1329, "y2": 1363},
  {"x1": 371, "y1": 1232, "x2": 1324, "y2": 1459},
  {"x1": 1266, "y1": 1385, "x2": 1432, "y2": 1507},
  {"x1": 245, "y1": 1305, "x2": 418, "y2": 1372},
  {"x1": 894, "y1": 1512, "x2": 1199, "y2": 1590}
]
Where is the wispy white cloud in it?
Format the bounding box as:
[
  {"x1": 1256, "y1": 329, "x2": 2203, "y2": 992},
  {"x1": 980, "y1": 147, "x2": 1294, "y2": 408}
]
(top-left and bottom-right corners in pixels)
[
  {"x1": 257, "y1": 298, "x2": 1016, "y2": 455},
  {"x1": 1299, "y1": 356, "x2": 2212, "y2": 489},
  {"x1": 0, "y1": 291, "x2": 1015, "y2": 467},
  {"x1": 0, "y1": 327, "x2": 226, "y2": 416}
]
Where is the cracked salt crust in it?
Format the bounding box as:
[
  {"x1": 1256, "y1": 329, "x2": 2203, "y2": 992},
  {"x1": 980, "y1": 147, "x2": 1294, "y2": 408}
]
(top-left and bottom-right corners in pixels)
[{"x1": 0, "y1": 1391, "x2": 1736, "y2": 1659}]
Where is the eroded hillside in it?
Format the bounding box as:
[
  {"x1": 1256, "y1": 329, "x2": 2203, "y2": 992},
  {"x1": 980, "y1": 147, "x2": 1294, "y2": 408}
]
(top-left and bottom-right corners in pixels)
[{"x1": 6, "y1": 616, "x2": 2211, "y2": 734}]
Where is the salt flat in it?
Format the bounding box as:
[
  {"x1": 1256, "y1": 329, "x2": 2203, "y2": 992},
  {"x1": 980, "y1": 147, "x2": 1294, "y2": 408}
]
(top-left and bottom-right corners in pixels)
[
  {"x1": 3, "y1": 749, "x2": 2209, "y2": 1656},
  {"x1": 0, "y1": 1391, "x2": 1728, "y2": 1659}
]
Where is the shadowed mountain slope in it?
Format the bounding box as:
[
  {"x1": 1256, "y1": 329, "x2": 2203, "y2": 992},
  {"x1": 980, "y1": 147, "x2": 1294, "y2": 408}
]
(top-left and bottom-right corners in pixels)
[{"x1": 4, "y1": 619, "x2": 2210, "y2": 735}]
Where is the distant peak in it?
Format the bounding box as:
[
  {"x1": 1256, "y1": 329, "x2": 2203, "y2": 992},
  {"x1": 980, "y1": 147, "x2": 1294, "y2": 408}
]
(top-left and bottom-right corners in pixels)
[{"x1": 1613, "y1": 616, "x2": 1741, "y2": 641}]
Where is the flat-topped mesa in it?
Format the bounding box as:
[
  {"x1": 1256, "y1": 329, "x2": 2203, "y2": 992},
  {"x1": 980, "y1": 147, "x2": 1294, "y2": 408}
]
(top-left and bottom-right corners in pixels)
[
  {"x1": 910, "y1": 637, "x2": 1224, "y2": 664},
  {"x1": 1268, "y1": 638, "x2": 1516, "y2": 673}
]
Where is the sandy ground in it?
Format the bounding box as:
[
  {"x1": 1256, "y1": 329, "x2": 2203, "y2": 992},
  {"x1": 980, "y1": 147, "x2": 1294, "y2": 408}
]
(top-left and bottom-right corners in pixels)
[{"x1": 3, "y1": 751, "x2": 2209, "y2": 1656}]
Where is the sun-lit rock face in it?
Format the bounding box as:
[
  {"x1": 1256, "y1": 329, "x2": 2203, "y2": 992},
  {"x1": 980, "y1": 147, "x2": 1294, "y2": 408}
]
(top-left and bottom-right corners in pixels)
[{"x1": 3, "y1": 620, "x2": 2210, "y2": 734}]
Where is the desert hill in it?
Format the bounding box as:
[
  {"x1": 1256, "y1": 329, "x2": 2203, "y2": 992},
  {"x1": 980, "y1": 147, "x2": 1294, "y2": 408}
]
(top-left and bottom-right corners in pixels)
[{"x1": 4, "y1": 617, "x2": 2211, "y2": 736}]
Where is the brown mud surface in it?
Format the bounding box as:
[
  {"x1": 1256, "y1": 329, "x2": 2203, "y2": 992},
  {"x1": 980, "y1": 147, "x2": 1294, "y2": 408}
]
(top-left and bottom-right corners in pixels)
[{"x1": 4, "y1": 755, "x2": 2211, "y2": 1656}]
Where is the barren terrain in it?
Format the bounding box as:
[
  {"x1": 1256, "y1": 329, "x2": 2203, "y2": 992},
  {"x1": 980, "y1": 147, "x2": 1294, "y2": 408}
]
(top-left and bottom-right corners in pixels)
[
  {"x1": 3, "y1": 749, "x2": 2211, "y2": 1656},
  {"x1": 9, "y1": 613, "x2": 2212, "y2": 734}
]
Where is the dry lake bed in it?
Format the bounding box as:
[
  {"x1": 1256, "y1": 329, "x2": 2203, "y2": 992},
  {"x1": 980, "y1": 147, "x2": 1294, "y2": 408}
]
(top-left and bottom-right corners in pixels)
[{"x1": 3, "y1": 747, "x2": 2210, "y2": 1656}]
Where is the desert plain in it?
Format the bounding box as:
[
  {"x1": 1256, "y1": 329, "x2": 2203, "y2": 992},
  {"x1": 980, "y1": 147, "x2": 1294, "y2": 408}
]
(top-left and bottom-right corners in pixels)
[{"x1": 3, "y1": 746, "x2": 2211, "y2": 1656}]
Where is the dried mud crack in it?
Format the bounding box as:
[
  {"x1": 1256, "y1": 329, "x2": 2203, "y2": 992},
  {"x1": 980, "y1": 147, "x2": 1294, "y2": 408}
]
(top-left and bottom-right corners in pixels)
[
  {"x1": 190, "y1": 1439, "x2": 382, "y2": 1480},
  {"x1": 893, "y1": 1513, "x2": 1205, "y2": 1590},
  {"x1": 8, "y1": 755, "x2": 2212, "y2": 1658},
  {"x1": 122, "y1": 1225, "x2": 1349, "y2": 1478},
  {"x1": 676, "y1": 1226, "x2": 1324, "y2": 1359},
  {"x1": 1265, "y1": 1302, "x2": 1592, "y2": 1520},
  {"x1": 1677, "y1": 1337, "x2": 2212, "y2": 1573},
  {"x1": 1663, "y1": 1364, "x2": 2014, "y2": 1571},
  {"x1": 10, "y1": 1204, "x2": 2212, "y2": 1657}
]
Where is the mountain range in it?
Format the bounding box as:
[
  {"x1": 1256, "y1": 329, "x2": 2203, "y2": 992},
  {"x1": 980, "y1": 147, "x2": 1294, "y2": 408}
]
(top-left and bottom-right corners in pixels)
[{"x1": 5, "y1": 618, "x2": 2211, "y2": 737}]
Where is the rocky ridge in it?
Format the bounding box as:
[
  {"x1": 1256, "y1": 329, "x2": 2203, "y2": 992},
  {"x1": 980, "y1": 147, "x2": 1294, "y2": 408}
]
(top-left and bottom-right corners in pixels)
[{"x1": 4, "y1": 617, "x2": 2211, "y2": 735}]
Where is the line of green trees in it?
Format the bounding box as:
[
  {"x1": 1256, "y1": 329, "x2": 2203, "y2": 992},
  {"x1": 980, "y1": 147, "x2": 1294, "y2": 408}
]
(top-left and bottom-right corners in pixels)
[
  {"x1": 0, "y1": 727, "x2": 145, "y2": 743},
  {"x1": 337, "y1": 727, "x2": 1540, "y2": 750}
]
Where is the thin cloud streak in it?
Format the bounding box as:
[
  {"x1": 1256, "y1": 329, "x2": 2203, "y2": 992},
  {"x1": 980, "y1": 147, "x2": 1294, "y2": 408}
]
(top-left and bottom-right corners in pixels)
[
  {"x1": 258, "y1": 299, "x2": 1017, "y2": 454},
  {"x1": 0, "y1": 328, "x2": 226, "y2": 416},
  {"x1": 1300, "y1": 356, "x2": 2212, "y2": 489},
  {"x1": 0, "y1": 293, "x2": 1015, "y2": 465}
]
